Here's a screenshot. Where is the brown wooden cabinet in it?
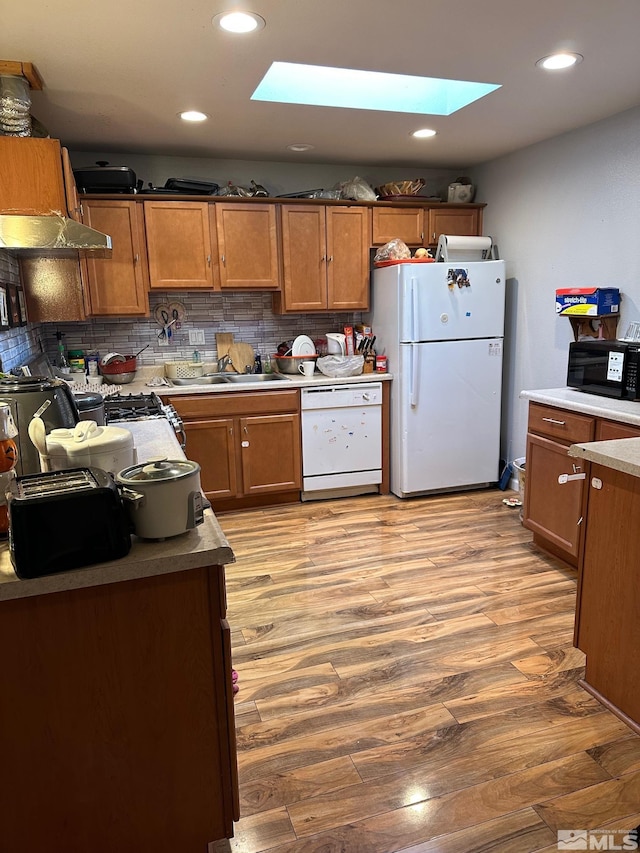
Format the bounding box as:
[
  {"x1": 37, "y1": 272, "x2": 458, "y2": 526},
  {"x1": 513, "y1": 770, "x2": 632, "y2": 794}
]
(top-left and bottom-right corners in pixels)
[
  {"x1": 575, "y1": 462, "x2": 640, "y2": 731},
  {"x1": 523, "y1": 402, "x2": 594, "y2": 567},
  {"x1": 81, "y1": 199, "x2": 149, "y2": 315},
  {"x1": 214, "y1": 202, "x2": 280, "y2": 290},
  {"x1": 525, "y1": 403, "x2": 640, "y2": 571},
  {"x1": 167, "y1": 391, "x2": 302, "y2": 510},
  {"x1": 0, "y1": 560, "x2": 239, "y2": 852},
  {"x1": 0, "y1": 137, "x2": 68, "y2": 215},
  {"x1": 426, "y1": 206, "x2": 481, "y2": 246},
  {"x1": 274, "y1": 204, "x2": 370, "y2": 312},
  {"x1": 144, "y1": 200, "x2": 218, "y2": 289},
  {"x1": 371, "y1": 203, "x2": 483, "y2": 248}
]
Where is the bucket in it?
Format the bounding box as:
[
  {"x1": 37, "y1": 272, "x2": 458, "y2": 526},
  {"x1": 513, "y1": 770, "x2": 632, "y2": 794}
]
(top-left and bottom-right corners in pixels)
[{"x1": 513, "y1": 457, "x2": 526, "y2": 520}]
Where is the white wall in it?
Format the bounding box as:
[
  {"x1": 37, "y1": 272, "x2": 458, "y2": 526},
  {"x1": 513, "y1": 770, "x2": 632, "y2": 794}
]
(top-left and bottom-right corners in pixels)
[
  {"x1": 474, "y1": 105, "x2": 640, "y2": 463},
  {"x1": 69, "y1": 151, "x2": 460, "y2": 200}
]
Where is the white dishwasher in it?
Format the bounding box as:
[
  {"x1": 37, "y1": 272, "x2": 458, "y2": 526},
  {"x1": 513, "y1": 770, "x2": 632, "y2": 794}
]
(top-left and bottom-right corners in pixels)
[{"x1": 301, "y1": 382, "x2": 382, "y2": 500}]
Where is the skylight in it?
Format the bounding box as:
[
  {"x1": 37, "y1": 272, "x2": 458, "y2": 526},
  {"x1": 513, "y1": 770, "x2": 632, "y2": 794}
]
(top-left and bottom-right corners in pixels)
[{"x1": 251, "y1": 62, "x2": 500, "y2": 115}]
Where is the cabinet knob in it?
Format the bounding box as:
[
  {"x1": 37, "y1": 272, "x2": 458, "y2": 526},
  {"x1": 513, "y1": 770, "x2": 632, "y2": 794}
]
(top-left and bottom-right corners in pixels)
[
  {"x1": 207, "y1": 254, "x2": 212, "y2": 266},
  {"x1": 134, "y1": 253, "x2": 139, "y2": 264},
  {"x1": 220, "y1": 254, "x2": 225, "y2": 265},
  {"x1": 321, "y1": 255, "x2": 326, "y2": 262},
  {"x1": 328, "y1": 255, "x2": 333, "y2": 262}
]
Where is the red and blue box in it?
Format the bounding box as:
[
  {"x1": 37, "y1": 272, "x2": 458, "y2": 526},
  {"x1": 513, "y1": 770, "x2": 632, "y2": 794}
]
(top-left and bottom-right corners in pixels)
[{"x1": 555, "y1": 287, "x2": 620, "y2": 316}]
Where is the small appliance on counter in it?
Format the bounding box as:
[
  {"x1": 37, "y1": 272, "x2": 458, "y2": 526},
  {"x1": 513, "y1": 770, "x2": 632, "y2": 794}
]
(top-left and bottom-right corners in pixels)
[
  {"x1": 7, "y1": 467, "x2": 132, "y2": 579},
  {"x1": 567, "y1": 339, "x2": 640, "y2": 400},
  {"x1": 116, "y1": 458, "x2": 204, "y2": 540},
  {"x1": 0, "y1": 375, "x2": 79, "y2": 475},
  {"x1": 44, "y1": 420, "x2": 137, "y2": 475}
]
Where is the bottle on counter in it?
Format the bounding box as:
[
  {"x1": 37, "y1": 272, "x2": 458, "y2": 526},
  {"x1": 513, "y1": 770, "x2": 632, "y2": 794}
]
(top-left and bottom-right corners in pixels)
[{"x1": 55, "y1": 331, "x2": 70, "y2": 373}]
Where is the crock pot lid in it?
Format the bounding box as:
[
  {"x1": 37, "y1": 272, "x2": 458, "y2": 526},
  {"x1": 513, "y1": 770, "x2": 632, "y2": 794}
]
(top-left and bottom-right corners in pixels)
[{"x1": 121, "y1": 457, "x2": 197, "y2": 482}]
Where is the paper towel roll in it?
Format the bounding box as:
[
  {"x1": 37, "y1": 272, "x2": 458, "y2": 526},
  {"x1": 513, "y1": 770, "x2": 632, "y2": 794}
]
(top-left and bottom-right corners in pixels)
[{"x1": 437, "y1": 234, "x2": 494, "y2": 261}]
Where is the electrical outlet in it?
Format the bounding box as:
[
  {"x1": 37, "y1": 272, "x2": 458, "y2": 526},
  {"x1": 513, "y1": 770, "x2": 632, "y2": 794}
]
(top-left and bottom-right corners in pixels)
[
  {"x1": 158, "y1": 334, "x2": 169, "y2": 347},
  {"x1": 189, "y1": 329, "x2": 206, "y2": 345}
]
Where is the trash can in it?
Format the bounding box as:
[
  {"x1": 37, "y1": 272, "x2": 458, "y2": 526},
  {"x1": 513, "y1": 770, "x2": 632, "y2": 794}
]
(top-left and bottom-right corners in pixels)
[{"x1": 513, "y1": 457, "x2": 526, "y2": 521}]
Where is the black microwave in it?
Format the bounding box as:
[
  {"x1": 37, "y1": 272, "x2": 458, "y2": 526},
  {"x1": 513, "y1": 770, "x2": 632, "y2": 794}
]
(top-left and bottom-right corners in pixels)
[{"x1": 567, "y1": 340, "x2": 640, "y2": 400}]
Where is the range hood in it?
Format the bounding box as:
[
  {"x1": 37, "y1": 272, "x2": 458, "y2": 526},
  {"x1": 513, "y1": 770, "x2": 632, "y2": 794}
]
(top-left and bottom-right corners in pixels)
[{"x1": 0, "y1": 214, "x2": 112, "y2": 258}]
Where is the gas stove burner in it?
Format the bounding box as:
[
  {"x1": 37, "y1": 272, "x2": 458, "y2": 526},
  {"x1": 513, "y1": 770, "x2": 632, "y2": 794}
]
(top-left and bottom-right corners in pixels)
[
  {"x1": 103, "y1": 392, "x2": 185, "y2": 449},
  {"x1": 104, "y1": 392, "x2": 164, "y2": 422}
]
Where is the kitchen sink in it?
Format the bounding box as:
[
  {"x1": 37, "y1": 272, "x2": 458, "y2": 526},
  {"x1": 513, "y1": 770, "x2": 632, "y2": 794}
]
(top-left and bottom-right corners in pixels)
[
  {"x1": 169, "y1": 373, "x2": 290, "y2": 386},
  {"x1": 222, "y1": 373, "x2": 290, "y2": 383},
  {"x1": 169, "y1": 375, "x2": 228, "y2": 385}
]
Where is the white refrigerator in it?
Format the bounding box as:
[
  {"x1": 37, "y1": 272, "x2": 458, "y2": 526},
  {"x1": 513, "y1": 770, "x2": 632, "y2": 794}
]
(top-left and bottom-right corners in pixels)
[{"x1": 368, "y1": 259, "x2": 506, "y2": 498}]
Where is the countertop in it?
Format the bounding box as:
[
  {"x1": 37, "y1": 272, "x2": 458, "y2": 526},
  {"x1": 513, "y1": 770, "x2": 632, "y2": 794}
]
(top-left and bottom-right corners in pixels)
[
  {"x1": 520, "y1": 386, "x2": 640, "y2": 479},
  {"x1": 520, "y1": 387, "x2": 640, "y2": 427},
  {"x1": 569, "y1": 437, "x2": 640, "y2": 479},
  {"x1": 0, "y1": 417, "x2": 235, "y2": 602},
  {"x1": 78, "y1": 366, "x2": 392, "y2": 399}
]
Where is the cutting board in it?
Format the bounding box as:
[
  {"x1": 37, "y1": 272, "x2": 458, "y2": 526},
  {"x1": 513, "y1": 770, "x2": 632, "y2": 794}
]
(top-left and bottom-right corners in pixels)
[
  {"x1": 215, "y1": 332, "x2": 234, "y2": 371},
  {"x1": 229, "y1": 342, "x2": 255, "y2": 374}
]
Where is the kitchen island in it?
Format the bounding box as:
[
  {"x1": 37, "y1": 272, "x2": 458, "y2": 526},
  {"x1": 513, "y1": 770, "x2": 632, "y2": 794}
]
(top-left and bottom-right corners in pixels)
[
  {"x1": 0, "y1": 419, "x2": 240, "y2": 852},
  {"x1": 566, "y1": 435, "x2": 640, "y2": 735}
]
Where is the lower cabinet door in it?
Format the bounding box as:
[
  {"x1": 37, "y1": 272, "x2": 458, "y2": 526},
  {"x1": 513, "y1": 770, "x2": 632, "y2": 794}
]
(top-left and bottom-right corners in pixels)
[
  {"x1": 523, "y1": 432, "x2": 587, "y2": 561},
  {"x1": 239, "y1": 413, "x2": 301, "y2": 494},
  {"x1": 184, "y1": 418, "x2": 238, "y2": 499}
]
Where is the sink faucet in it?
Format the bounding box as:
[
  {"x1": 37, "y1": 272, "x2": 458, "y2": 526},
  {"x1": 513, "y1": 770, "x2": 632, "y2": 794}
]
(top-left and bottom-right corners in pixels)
[{"x1": 217, "y1": 354, "x2": 232, "y2": 373}]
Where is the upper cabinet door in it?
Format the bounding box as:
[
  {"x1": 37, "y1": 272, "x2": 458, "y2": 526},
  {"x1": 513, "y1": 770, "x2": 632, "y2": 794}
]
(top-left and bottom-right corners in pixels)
[
  {"x1": 326, "y1": 206, "x2": 371, "y2": 311},
  {"x1": 82, "y1": 200, "x2": 149, "y2": 316},
  {"x1": 144, "y1": 201, "x2": 218, "y2": 289},
  {"x1": 0, "y1": 137, "x2": 67, "y2": 215},
  {"x1": 427, "y1": 207, "x2": 481, "y2": 246},
  {"x1": 279, "y1": 205, "x2": 328, "y2": 311},
  {"x1": 215, "y1": 203, "x2": 280, "y2": 290},
  {"x1": 371, "y1": 207, "x2": 424, "y2": 246}
]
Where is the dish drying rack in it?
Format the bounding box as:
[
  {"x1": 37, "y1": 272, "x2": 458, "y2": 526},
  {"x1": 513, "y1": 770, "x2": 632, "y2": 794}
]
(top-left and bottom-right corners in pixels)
[
  {"x1": 621, "y1": 321, "x2": 640, "y2": 342},
  {"x1": 164, "y1": 360, "x2": 204, "y2": 379}
]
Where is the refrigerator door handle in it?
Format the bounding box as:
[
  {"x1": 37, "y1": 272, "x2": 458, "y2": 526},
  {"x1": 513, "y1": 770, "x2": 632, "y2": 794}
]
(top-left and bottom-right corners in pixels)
[
  {"x1": 411, "y1": 277, "x2": 419, "y2": 341},
  {"x1": 410, "y1": 344, "x2": 419, "y2": 407}
]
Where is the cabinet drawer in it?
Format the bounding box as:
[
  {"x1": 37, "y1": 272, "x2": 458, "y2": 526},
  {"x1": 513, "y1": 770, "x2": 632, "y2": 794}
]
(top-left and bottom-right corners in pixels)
[
  {"x1": 528, "y1": 403, "x2": 595, "y2": 444},
  {"x1": 595, "y1": 419, "x2": 640, "y2": 441},
  {"x1": 167, "y1": 390, "x2": 300, "y2": 419}
]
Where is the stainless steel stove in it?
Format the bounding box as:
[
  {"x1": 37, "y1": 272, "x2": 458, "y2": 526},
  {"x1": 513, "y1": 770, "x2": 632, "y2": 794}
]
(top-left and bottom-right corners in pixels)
[{"x1": 104, "y1": 392, "x2": 185, "y2": 447}]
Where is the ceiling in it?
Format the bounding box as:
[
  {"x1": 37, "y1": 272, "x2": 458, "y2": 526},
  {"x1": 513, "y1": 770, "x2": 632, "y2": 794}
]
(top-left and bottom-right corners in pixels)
[{"x1": 5, "y1": 0, "x2": 640, "y2": 169}]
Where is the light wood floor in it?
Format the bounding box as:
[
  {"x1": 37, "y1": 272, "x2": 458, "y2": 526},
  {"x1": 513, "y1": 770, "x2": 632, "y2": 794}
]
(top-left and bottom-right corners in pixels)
[{"x1": 211, "y1": 489, "x2": 640, "y2": 853}]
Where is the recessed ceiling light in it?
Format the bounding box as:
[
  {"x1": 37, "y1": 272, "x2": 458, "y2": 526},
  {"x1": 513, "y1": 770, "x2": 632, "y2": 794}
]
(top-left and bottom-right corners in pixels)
[
  {"x1": 412, "y1": 128, "x2": 437, "y2": 139},
  {"x1": 179, "y1": 110, "x2": 208, "y2": 122},
  {"x1": 287, "y1": 143, "x2": 314, "y2": 152},
  {"x1": 252, "y1": 62, "x2": 500, "y2": 115},
  {"x1": 536, "y1": 52, "x2": 583, "y2": 70},
  {"x1": 213, "y1": 11, "x2": 265, "y2": 33}
]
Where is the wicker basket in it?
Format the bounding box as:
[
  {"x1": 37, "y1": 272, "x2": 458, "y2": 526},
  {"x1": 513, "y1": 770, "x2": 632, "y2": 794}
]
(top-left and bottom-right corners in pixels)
[{"x1": 164, "y1": 360, "x2": 204, "y2": 379}]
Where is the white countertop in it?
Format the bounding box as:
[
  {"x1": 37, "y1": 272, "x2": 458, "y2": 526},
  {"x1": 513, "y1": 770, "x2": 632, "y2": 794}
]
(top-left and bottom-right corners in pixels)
[
  {"x1": 0, "y1": 417, "x2": 235, "y2": 602},
  {"x1": 520, "y1": 387, "x2": 640, "y2": 427},
  {"x1": 86, "y1": 366, "x2": 392, "y2": 399},
  {"x1": 521, "y1": 387, "x2": 640, "y2": 479}
]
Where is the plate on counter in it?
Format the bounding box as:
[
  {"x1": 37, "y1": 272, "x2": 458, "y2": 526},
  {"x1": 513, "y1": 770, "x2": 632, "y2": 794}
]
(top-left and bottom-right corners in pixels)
[{"x1": 291, "y1": 335, "x2": 316, "y2": 357}]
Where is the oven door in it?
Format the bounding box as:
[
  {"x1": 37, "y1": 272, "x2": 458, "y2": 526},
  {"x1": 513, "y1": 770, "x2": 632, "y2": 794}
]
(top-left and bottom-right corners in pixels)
[{"x1": 567, "y1": 340, "x2": 629, "y2": 398}]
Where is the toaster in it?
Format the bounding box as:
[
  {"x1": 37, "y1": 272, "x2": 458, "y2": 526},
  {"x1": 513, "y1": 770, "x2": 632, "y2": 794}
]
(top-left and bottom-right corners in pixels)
[{"x1": 7, "y1": 467, "x2": 132, "y2": 579}]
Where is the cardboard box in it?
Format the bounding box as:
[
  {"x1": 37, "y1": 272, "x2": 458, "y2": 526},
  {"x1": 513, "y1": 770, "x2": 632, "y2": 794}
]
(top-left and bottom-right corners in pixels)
[{"x1": 555, "y1": 287, "x2": 620, "y2": 316}]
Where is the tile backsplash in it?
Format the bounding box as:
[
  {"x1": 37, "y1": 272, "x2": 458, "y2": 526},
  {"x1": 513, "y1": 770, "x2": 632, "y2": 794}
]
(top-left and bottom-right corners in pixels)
[
  {"x1": 0, "y1": 247, "x2": 365, "y2": 372},
  {"x1": 0, "y1": 251, "x2": 42, "y2": 371},
  {"x1": 38, "y1": 290, "x2": 363, "y2": 367}
]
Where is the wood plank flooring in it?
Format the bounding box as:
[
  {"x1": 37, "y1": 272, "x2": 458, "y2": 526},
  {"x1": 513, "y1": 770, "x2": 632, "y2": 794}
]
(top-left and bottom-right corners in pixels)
[{"x1": 210, "y1": 490, "x2": 640, "y2": 853}]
